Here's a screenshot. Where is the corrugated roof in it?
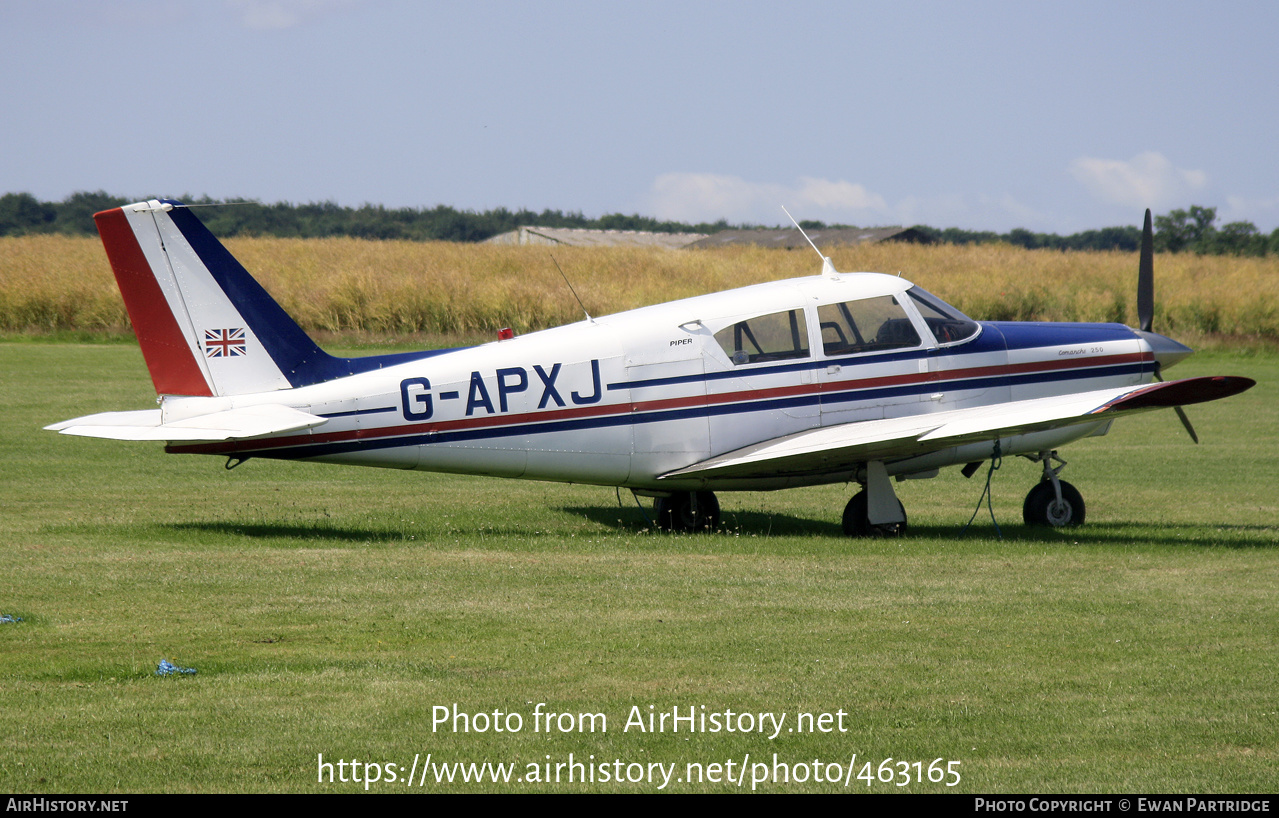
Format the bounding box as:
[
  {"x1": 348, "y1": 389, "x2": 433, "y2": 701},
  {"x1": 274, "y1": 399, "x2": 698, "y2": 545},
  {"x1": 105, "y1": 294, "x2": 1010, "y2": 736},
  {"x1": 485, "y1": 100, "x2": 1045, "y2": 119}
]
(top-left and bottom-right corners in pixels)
[
  {"x1": 485, "y1": 226, "x2": 707, "y2": 249},
  {"x1": 684, "y1": 226, "x2": 933, "y2": 249}
]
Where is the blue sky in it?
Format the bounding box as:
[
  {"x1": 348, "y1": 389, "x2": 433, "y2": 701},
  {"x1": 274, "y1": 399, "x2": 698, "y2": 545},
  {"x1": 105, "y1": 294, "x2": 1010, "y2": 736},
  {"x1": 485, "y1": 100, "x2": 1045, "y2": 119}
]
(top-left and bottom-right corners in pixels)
[{"x1": 3, "y1": 0, "x2": 1276, "y2": 233}]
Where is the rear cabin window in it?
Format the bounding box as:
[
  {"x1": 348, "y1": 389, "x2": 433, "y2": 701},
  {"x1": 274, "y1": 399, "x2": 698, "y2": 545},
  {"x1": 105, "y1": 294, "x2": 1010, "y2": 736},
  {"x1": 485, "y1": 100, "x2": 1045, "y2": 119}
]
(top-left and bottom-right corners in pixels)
[
  {"x1": 816, "y1": 295, "x2": 920, "y2": 356},
  {"x1": 714, "y1": 308, "x2": 810, "y2": 365}
]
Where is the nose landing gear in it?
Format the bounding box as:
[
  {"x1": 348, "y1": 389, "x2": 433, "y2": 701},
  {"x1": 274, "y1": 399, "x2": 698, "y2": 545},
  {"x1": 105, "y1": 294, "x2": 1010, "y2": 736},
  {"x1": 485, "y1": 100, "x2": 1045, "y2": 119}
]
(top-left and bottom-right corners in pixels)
[{"x1": 1022, "y1": 450, "x2": 1085, "y2": 527}]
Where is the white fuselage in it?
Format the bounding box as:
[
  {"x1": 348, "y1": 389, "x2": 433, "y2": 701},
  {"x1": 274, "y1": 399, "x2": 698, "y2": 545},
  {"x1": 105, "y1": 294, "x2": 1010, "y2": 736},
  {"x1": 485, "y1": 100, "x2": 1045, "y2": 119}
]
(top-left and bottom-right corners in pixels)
[{"x1": 164, "y1": 272, "x2": 1155, "y2": 492}]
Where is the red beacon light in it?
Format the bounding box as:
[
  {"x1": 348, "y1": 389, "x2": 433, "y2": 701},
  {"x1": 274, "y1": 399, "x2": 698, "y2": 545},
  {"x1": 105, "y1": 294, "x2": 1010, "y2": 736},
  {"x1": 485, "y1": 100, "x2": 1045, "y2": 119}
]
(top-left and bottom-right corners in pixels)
[{"x1": 497, "y1": 328, "x2": 515, "y2": 341}]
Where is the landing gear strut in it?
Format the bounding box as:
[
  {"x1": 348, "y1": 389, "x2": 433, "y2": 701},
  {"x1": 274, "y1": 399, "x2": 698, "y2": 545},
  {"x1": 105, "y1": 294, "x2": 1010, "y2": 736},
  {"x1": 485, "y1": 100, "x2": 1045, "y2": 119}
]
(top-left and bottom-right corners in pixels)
[
  {"x1": 654, "y1": 491, "x2": 721, "y2": 532},
  {"x1": 1022, "y1": 450, "x2": 1086, "y2": 527}
]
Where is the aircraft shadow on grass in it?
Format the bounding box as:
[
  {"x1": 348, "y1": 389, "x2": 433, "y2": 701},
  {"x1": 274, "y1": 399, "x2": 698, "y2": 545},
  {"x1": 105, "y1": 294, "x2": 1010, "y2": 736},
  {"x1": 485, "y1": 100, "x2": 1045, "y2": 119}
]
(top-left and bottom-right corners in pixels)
[
  {"x1": 563, "y1": 504, "x2": 844, "y2": 538},
  {"x1": 154, "y1": 513, "x2": 1277, "y2": 549},
  {"x1": 561, "y1": 506, "x2": 1279, "y2": 548},
  {"x1": 161, "y1": 519, "x2": 604, "y2": 543},
  {"x1": 162, "y1": 520, "x2": 425, "y2": 544}
]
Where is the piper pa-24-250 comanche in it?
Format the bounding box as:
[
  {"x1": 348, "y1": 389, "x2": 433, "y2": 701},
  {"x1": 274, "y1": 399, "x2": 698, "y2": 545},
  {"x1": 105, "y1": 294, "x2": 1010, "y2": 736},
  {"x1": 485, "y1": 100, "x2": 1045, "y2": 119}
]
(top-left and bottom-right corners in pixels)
[{"x1": 48, "y1": 200, "x2": 1254, "y2": 536}]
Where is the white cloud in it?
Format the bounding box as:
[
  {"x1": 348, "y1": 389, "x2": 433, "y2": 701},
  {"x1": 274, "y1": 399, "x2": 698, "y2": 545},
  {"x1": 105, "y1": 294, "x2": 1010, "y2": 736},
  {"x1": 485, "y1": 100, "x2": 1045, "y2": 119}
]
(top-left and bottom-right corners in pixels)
[
  {"x1": 1069, "y1": 152, "x2": 1207, "y2": 210},
  {"x1": 645, "y1": 172, "x2": 1053, "y2": 231},
  {"x1": 645, "y1": 172, "x2": 890, "y2": 226},
  {"x1": 981, "y1": 193, "x2": 1046, "y2": 228},
  {"x1": 792, "y1": 177, "x2": 887, "y2": 211},
  {"x1": 1222, "y1": 195, "x2": 1279, "y2": 230}
]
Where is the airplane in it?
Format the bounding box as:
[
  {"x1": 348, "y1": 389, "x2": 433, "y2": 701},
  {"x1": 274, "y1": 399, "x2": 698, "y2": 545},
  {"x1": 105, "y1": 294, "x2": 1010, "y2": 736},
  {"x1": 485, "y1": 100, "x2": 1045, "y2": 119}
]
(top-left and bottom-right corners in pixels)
[{"x1": 47, "y1": 200, "x2": 1254, "y2": 536}]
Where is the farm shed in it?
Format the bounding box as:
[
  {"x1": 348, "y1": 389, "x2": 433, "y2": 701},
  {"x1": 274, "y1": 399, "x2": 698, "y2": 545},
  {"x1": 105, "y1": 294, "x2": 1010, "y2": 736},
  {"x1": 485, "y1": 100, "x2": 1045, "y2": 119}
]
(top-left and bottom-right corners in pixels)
[
  {"x1": 484, "y1": 226, "x2": 707, "y2": 249},
  {"x1": 684, "y1": 226, "x2": 934, "y2": 250}
]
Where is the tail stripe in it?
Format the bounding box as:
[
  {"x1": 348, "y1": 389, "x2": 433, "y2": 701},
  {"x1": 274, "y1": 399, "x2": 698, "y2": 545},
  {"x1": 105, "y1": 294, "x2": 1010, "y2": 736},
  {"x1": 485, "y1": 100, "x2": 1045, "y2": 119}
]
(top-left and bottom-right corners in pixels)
[{"x1": 95, "y1": 207, "x2": 214, "y2": 396}]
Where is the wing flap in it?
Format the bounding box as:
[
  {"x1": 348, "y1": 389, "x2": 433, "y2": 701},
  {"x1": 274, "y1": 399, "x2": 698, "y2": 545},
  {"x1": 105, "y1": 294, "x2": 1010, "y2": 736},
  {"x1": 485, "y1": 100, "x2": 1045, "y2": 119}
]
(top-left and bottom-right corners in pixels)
[
  {"x1": 46, "y1": 404, "x2": 327, "y2": 442},
  {"x1": 662, "y1": 376, "x2": 1254, "y2": 481}
]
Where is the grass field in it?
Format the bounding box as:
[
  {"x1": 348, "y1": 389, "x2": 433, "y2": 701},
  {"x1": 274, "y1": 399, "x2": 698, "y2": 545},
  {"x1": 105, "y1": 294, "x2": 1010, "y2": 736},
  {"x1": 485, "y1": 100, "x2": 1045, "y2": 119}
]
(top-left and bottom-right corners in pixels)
[{"x1": 2, "y1": 341, "x2": 1275, "y2": 793}]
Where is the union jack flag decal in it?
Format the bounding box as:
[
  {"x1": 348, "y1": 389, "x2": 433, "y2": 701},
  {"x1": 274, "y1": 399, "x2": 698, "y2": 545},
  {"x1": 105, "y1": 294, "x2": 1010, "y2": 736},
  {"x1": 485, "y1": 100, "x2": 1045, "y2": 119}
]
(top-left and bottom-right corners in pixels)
[{"x1": 204, "y1": 327, "x2": 247, "y2": 358}]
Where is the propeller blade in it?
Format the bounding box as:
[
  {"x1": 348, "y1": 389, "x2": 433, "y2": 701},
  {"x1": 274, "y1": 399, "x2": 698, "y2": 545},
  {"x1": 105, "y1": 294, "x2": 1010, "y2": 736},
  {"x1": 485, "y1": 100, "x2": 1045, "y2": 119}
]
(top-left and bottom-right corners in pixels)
[
  {"x1": 1174, "y1": 405, "x2": 1200, "y2": 444},
  {"x1": 1138, "y1": 208, "x2": 1154, "y2": 332},
  {"x1": 1152, "y1": 364, "x2": 1200, "y2": 443},
  {"x1": 1141, "y1": 210, "x2": 1197, "y2": 443}
]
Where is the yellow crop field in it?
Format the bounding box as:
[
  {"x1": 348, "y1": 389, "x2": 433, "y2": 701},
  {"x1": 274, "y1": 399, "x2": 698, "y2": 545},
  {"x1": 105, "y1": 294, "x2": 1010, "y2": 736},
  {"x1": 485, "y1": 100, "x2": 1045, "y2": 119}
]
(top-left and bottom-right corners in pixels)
[{"x1": 2, "y1": 234, "x2": 1276, "y2": 346}]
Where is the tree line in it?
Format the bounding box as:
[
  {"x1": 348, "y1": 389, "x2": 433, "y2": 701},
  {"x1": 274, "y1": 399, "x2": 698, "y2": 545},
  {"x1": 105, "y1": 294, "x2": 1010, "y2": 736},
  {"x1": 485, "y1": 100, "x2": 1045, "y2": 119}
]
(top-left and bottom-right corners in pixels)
[
  {"x1": 0, "y1": 191, "x2": 731, "y2": 244},
  {"x1": 884, "y1": 206, "x2": 1277, "y2": 256},
  {"x1": 2, "y1": 191, "x2": 1276, "y2": 256}
]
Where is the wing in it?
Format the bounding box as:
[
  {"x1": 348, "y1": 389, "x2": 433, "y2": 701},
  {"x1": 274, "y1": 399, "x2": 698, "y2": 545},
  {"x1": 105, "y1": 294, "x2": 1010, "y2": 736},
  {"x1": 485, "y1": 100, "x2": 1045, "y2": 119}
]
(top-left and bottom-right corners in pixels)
[
  {"x1": 661, "y1": 376, "x2": 1254, "y2": 482},
  {"x1": 45, "y1": 404, "x2": 327, "y2": 442}
]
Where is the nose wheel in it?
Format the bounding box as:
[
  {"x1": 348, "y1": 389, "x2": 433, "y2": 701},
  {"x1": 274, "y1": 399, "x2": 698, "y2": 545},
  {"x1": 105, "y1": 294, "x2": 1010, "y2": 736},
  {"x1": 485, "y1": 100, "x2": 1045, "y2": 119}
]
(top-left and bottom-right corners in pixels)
[
  {"x1": 1022, "y1": 450, "x2": 1086, "y2": 527},
  {"x1": 1023, "y1": 480, "x2": 1085, "y2": 527}
]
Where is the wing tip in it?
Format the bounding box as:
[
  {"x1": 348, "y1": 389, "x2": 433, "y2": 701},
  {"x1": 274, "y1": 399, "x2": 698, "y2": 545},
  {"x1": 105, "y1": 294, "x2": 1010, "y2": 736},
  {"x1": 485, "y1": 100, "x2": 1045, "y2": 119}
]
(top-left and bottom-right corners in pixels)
[{"x1": 1098, "y1": 376, "x2": 1255, "y2": 414}]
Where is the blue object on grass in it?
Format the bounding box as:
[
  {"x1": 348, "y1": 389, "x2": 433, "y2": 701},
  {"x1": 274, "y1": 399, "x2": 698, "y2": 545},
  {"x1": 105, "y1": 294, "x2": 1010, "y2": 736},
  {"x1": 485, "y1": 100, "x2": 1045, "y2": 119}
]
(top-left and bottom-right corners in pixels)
[
  {"x1": 156, "y1": 659, "x2": 197, "y2": 676},
  {"x1": 0, "y1": 614, "x2": 23, "y2": 624}
]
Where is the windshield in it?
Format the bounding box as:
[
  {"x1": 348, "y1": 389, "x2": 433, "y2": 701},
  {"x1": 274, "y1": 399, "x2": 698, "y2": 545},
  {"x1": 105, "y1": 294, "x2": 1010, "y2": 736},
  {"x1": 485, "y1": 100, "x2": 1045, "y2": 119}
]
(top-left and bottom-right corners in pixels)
[{"x1": 907, "y1": 287, "x2": 980, "y2": 346}]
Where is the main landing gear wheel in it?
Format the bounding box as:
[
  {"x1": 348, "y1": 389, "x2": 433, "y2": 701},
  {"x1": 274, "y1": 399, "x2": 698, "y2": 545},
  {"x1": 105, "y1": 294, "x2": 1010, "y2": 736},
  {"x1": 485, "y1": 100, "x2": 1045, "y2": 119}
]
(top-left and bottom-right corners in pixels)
[
  {"x1": 1022, "y1": 480, "x2": 1086, "y2": 527},
  {"x1": 654, "y1": 491, "x2": 721, "y2": 532},
  {"x1": 842, "y1": 491, "x2": 907, "y2": 538}
]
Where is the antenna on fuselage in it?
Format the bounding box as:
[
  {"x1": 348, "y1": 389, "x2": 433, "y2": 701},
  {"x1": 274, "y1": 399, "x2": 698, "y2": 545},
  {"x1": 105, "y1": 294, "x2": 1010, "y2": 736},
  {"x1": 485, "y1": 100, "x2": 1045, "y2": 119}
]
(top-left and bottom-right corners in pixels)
[
  {"x1": 782, "y1": 206, "x2": 839, "y2": 280},
  {"x1": 550, "y1": 253, "x2": 595, "y2": 324}
]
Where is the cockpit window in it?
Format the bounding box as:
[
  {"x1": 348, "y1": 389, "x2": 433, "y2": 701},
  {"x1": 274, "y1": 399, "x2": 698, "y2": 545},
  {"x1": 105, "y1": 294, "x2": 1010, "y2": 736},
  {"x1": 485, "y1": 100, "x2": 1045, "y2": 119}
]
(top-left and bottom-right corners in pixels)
[
  {"x1": 907, "y1": 287, "x2": 980, "y2": 345},
  {"x1": 817, "y1": 295, "x2": 920, "y2": 356},
  {"x1": 714, "y1": 308, "x2": 810, "y2": 365}
]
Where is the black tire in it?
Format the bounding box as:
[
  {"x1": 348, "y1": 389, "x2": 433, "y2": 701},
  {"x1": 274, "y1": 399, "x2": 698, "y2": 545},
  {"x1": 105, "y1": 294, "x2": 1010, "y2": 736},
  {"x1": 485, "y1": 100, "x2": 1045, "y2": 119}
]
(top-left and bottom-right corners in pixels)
[
  {"x1": 654, "y1": 491, "x2": 721, "y2": 532},
  {"x1": 842, "y1": 491, "x2": 907, "y2": 538},
  {"x1": 1022, "y1": 480, "x2": 1086, "y2": 527}
]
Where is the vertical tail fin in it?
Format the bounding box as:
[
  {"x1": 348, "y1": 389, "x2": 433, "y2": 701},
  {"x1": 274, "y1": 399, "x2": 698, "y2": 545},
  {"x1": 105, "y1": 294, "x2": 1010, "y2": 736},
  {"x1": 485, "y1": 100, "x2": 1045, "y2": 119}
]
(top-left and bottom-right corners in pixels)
[{"x1": 95, "y1": 199, "x2": 334, "y2": 397}]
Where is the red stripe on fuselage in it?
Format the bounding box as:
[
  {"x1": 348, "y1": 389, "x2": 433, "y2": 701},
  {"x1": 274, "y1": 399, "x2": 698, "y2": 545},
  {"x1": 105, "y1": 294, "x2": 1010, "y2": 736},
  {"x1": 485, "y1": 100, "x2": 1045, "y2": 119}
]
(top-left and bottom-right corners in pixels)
[
  {"x1": 167, "y1": 351, "x2": 1150, "y2": 456},
  {"x1": 95, "y1": 208, "x2": 212, "y2": 397}
]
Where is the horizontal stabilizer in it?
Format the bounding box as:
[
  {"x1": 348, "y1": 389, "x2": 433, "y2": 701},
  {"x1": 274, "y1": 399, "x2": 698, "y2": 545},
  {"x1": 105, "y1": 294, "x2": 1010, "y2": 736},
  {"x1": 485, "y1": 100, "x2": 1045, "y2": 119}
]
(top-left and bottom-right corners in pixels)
[
  {"x1": 662, "y1": 376, "x2": 1254, "y2": 482},
  {"x1": 45, "y1": 405, "x2": 327, "y2": 442}
]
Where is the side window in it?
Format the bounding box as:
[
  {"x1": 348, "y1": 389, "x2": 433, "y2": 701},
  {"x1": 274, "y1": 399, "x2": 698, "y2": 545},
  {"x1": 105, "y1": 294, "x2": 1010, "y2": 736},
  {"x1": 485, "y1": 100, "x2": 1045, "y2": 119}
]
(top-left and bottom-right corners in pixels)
[
  {"x1": 817, "y1": 295, "x2": 920, "y2": 356},
  {"x1": 907, "y1": 287, "x2": 980, "y2": 345},
  {"x1": 714, "y1": 308, "x2": 810, "y2": 365}
]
